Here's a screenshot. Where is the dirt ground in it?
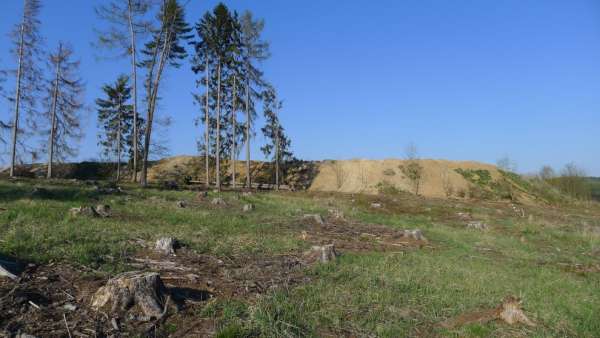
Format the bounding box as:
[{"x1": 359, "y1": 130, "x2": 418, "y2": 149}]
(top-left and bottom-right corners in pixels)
[{"x1": 0, "y1": 208, "x2": 427, "y2": 337}]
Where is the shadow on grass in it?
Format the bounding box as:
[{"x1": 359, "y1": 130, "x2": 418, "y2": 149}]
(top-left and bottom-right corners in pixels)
[{"x1": 0, "y1": 180, "x2": 104, "y2": 203}]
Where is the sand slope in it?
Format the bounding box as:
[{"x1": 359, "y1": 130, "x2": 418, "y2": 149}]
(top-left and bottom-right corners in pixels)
[{"x1": 309, "y1": 159, "x2": 502, "y2": 198}]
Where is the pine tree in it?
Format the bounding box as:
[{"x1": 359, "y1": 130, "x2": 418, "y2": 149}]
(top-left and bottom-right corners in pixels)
[
  {"x1": 191, "y1": 9, "x2": 217, "y2": 187},
  {"x1": 193, "y1": 3, "x2": 239, "y2": 191},
  {"x1": 96, "y1": 75, "x2": 134, "y2": 181},
  {"x1": 8, "y1": 0, "x2": 45, "y2": 177},
  {"x1": 261, "y1": 87, "x2": 291, "y2": 189},
  {"x1": 95, "y1": 0, "x2": 154, "y2": 182},
  {"x1": 42, "y1": 43, "x2": 85, "y2": 179},
  {"x1": 139, "y1": 0, "x2": 192, "y2": 186},
  {"x1": 239, "y1": 11, "x2": 269, "y2": 188}
]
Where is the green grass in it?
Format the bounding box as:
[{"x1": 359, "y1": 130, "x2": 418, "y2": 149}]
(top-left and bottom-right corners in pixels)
[{"x1": 1, "y1": 179, "x2": 600, "y2": 336}]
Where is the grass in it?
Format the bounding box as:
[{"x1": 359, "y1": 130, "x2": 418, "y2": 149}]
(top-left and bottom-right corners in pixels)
[{"x1": 1, "y1": 178, "x2": 600, "y2": 336}]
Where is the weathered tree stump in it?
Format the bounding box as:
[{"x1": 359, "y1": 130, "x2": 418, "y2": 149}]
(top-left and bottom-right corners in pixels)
[
  {"x1": 242, "y1": 204, "x2": 254, "y2": 212},
  {"x1": 211, "y1": 197, "x2": 226, "y2": 206},
  {"x1": 95, "y1": 204, "x2": 111, "y2": 217},
  {"x1": 308, "y1": 244, "x2": 337, "y2": 263},
  {"x1": 328, "y1": 209, "x2": 345, "y2": 220},
  {"x1": 69, "y1": 206, "x2": 99, "y2": 217},
  {"x1": 498, "y1": 296, "x2": 536, "y2": 326},
  {"x1": 303, "y1": 214, "x2": 324, "y2": 225},
  {"x1": 176, "y1": 200, "x2": 187, "y2": 208},
  {"x1": 155, "y1": 237, "x2": 177, "y2": 255},
  {"x1": 91, "y1": 271, "x2": 167, "y2": 319},
  {"x1": 403, "y1": 229, "x2": 425, "y2": 241},
  {"x1": 466, "y1": 221, "x2": 488, "y2": 230}
]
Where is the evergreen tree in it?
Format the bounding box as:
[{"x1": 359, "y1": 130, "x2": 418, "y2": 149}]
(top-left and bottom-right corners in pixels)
[
  {"x1": 95, "y1": 0, "x2": 154, "y2": 182},
  {"x1": 193, "y1": 3, "x2": 238, "y2": 191},
  {"x1": 261, "y1": 87, "x2": 291, "y2": 189},
  {"x1": 96, "y1": 75, "x2": 134, "y2": 181},
  {"x1": 239, "y1": 10, "x2": 269, "y2": 188},
  {"x1": 42, "y1": 43, "x2": 85, "y2": 179},
  {"x1": 139, "y1": 0, "x2": 192, "y2": 186},
  {"x1": 8, "y1": 0, "x2": 45, "y2": 177}
]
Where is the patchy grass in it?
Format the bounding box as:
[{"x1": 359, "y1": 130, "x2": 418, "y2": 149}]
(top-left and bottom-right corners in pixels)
[{"x1": 1, "y1": 179, "x2": 600, "y2": 336}]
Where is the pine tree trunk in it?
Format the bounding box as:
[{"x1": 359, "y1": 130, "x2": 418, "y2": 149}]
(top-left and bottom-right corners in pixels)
[
  {"x1": 9, "y1": 12, "x2": 25, "y2": 178},
  {"x1": 140, "y1": 27, "x2": 168, "y2": 187},
  {"x1": 275, "y1": 122, "x2": 280, "y2": 191},
  {"x1": 47, "y1": 44, "x2": 62, "y2": 179},
  {"x1": 205, "y1": 55, "x2": 210, "y2": 188},
  {"x1": 231, "y1": 75, "x2": 237, "y2": 189},
  {"x1": 215, "y1": 60, "x2": 222, "y2": 191},
  {"x1": 127, "y1": 0, "x2": 139, "y2": 183},
  {"x1": 116, "y1": 95, "x2": 122, "y2": 182},
  {"x1": 245, "y1": 76, "x2": 251, "y2": 189}
]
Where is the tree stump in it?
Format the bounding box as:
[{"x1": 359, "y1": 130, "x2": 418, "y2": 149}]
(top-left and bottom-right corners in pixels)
[
  {"x1": 303, "y1": 214, "x2": 324, "y2": 225},
  {"x1": 91, "y1": 271, "x2": 167, "y2": 319},
  {"x1": 242, "y1": 204, "x2": 254, "y2": 212},
  {"x1": 498, "y1": 296, "x2": 536, "y2": 326},
  {"x1": 403, "y1": 229, "x2": 425, "y2": 241},
  {"x1": 69, "y1": 206, "x2": 99, "y2": 217},
  {"x1": 308, "y1": 244, "x2": 337, "y2": 263},
  {"x1": 155, "y1": 237, "x2": 177, "y2": 255},
  {"x1": 95, "y1": 204, "x2": 111, "y2": 217},
  {"x1": 466, "y1": 221, "x2": 488, "y2": 230},
  {"x1": 211, "y1": 197, "x2": 226, "y2": 206},
  {"x1": 176, "y1": 200, "x2": 187, "y2": 208}
]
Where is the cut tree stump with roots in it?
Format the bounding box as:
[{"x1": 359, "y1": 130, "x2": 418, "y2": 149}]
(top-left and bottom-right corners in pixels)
[
  {"x1": 91, "y1": 271, "x2": 168, "y2": 319},
  {"x1": 467, "y1": 221, "x2": 488, "y2": 230},
  {"x1": 303, "y1": 214, "x2": 324, "y2": 225},
  {"x1": 69, "y1": 206, "x2": 99, "y2": 217},
  {"x1": 95, "y1": 204, "x2": 111, "y2": 217},
  {"x1": 306, "y1": 244, "x2": 338, "y2": 263},
  {"x1": 328, "y1": 209, "x2": 345, "y2": 220},
  {"x1": 211, "y1": 198, "x2": 226, "y2": 206},
  {"x1": 155, "y1": 237, "x2": 178, "y2": 255},
  {"x1": 402, "y1": 229, "x2": 425, "y2": 241},
  {"x1": 69, "y1": 205, "x2": 111, "y2": 218},
  {"x1": 440, "y1": 295, "x2": 535, "y2": 329}
]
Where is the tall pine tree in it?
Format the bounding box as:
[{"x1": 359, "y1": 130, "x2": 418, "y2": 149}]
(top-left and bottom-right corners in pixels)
[
  {"x1": 139, "y1": 0, "x2": 192, "y2": 186},
  {"x1": 95, "y1": 0, "x2": 154, "y2": 182},
  {"x1": 261, "y1": 86, "x2": 291, "y2": 189},
  {"x1": 96, "y1": 75, "x2": 134, "y2": 181},
  {"x1": 239, "y1": 10, "x2": 269, "y2": 188}
]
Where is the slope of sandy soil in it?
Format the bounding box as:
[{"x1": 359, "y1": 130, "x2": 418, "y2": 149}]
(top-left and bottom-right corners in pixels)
[{"x1": 309, "y1": 159, "x2": 502, "y2": 198}]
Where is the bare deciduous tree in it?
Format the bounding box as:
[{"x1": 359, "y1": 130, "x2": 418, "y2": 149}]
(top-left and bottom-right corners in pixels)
[
  {"x1": 8, "y1": 0, "x2": 45, "y2": 177},
  {"x1": 43, "y1": 43, "x2": 85, "y2": 178}
]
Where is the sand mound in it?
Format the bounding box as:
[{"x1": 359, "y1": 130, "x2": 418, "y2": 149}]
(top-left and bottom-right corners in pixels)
[{"x1": 309, "y1": 159, "x2": 502, "y2": 198}]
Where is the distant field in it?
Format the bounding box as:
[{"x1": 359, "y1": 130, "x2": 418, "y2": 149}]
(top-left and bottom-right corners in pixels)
[{"x1": 1, "y1": 179, "x2": 600, "y2": 337}]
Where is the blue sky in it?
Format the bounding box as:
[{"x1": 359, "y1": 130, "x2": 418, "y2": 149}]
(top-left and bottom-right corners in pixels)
[{"x1": 1, "y1": 0, "x2": 600, "y2": 174}]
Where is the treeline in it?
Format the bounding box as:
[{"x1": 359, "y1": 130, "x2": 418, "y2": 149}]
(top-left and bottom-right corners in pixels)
[
  {"x1": 1, "y1": 0, "x2": 292, "y2": 191},
  {"x1": 537, "y1": 163, "x2": 595, "y2": 201}
]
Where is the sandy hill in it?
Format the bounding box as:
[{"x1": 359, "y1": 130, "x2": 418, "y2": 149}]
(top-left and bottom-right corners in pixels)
[{"x1": 309, "y1": 159, "x2": 501, "y2": 198}]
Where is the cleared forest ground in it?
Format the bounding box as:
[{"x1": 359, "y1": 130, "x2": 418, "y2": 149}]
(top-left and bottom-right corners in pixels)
[{"x1": 1, "y1": 179, "x2": 600, "y2": 337}]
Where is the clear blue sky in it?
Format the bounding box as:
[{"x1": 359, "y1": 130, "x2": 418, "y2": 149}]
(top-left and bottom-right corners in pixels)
[{"x1": 1, "y1": 0, "x2": 599, "y2": 174}]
